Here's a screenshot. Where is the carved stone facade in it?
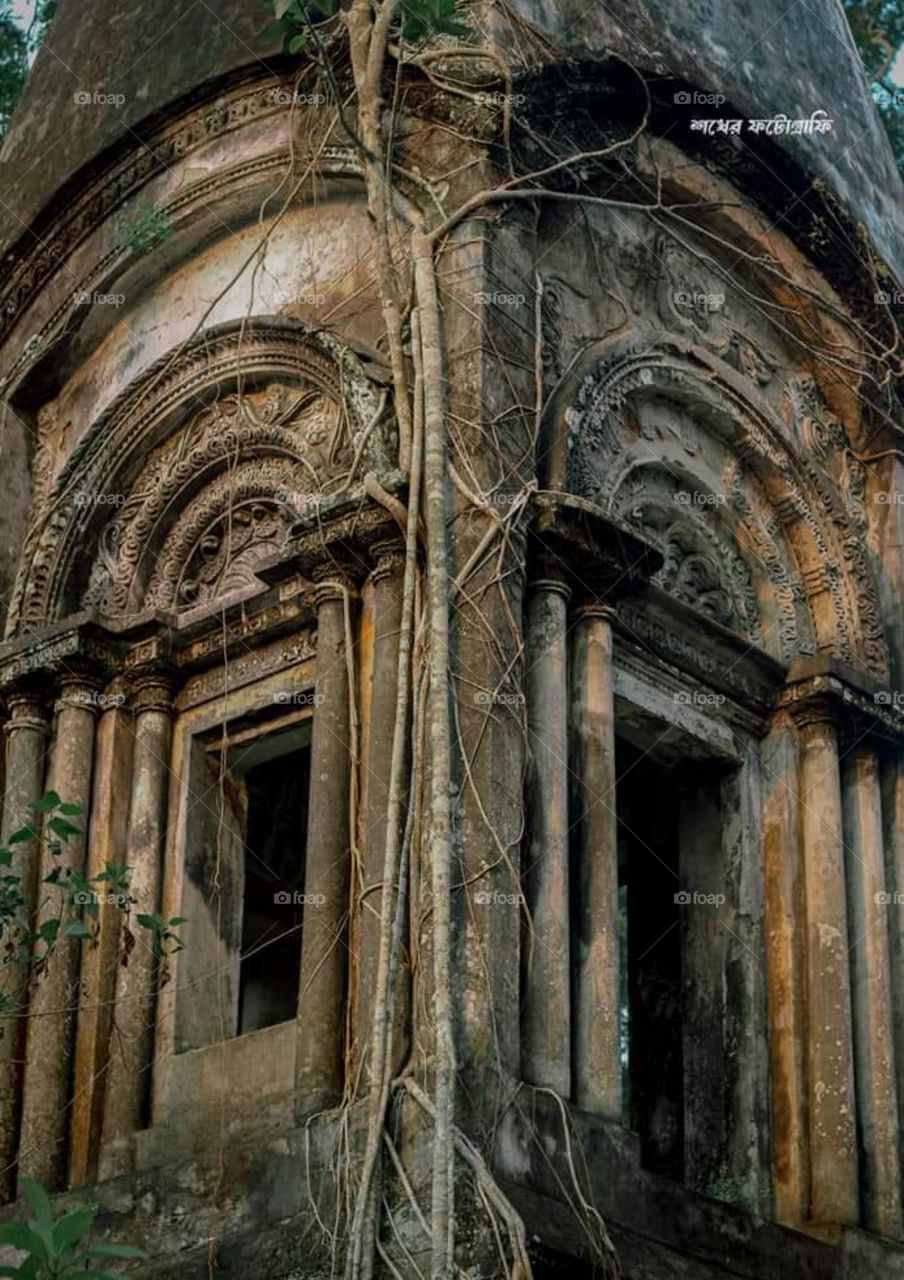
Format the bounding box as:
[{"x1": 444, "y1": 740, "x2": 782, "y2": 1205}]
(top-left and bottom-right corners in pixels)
[{"x1": 0, "y1": 2, "x2": 902, "y2": 1277}]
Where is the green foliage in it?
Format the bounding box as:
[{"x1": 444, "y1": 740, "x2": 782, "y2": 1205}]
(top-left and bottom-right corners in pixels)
[
  {"x1": 0, "y1": 793, "x2": 170, "y2": 1272},
  {"x1": 113, "y1": 201, "x2": 173, "y2": 256},
  {"x1": 842, "y1": 0, "x2": 904, "y2": 173},
  {"x1": 0, "y1": 791, "x2": 185, "y2": 969},
  {"x1": 133, "y1": 913, "x2": 187, "y2": 958},
  {"x1": 0, "y1": 6, "x2": 27, "y2": 137},
  {"x1": 0, "y1": 0, "x2": 56, "y2": 137},
  {"x1": 264, "y1": 0, "x2": 469, "y2": 54},
  {"x1": 0, "y1": 1175, "x2": 146, "y2": 1278}
]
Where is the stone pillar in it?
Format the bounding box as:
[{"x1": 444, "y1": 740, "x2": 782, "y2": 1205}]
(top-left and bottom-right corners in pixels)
[
  {"x1": 761, "y1": 714, "x2": 809, "y2": 1227},
  {"x1": 296, "y1": 573, "x2": 356, "y2": 1111},
  {"x1": 99, "y1": 671, "x2": 174, "y2": 1178},
  {"x1": 792, "y1": 702, "x2": 858, "y2": 1228},
  {"x1": 0, "y1": 690, "x2": 50, "y2": 1201},
  {"x1": 523, "y1": 574, "x2": 571, "y2": 1095},
  {"x1": 570, "y1": 603, "x2": 620, "y2": 1117},
  {"x1": 68, "y1": 686, "x2": 133, "y2": 1188},
  {"x1": 882, "y1": 751, "x2": 904, "y2": 1209},
  {"x1": 356, "y1": 542, "x2": 407, "y2": 1081},
  {"x1": 842, "y1": 744, "x2": 902, "y2": 1238},
  {"x1": 19, "y1": 674, "x2": 99, "y2": 1189}
]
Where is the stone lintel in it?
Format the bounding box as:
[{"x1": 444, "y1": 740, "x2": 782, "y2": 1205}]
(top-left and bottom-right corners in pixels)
[
  {"x1": 0, "y1": 613, "x2": 123, "y2": 694},
  {"x1": 780, "y1": 657, "x2": 904, "y2": 746},
  {"x1": 528, "y1": 490, "x2": 662, "y2": 604}
]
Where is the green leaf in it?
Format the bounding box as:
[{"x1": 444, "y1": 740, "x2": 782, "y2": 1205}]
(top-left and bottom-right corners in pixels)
[
  {"x1": 52, "y1": 1206, "x2": 94, "y2": 1251},
  {"x1": 136, "y1": 914, "x2": 161, "y2": 932},
  {"x1": 0, "y1": 850, "x2": 12, "y2": 868},
  {"x1": 0, "y1": 1262, "x2": 39, "y2": 1279},
  {"x1": 38, "y1": 919, "x2": 60, "y2": 944},
  {"x1": 287, "y1": 32, "x2": 307, "y2": 52},
  {"x1": 34, "y1": 791, "x2": 62, "y2": 813},
  {"x1": 8, "y1": 826, "x2": 38, "y2": 845},
  {"x1": 168, "y1": 917, "x2": 188, "y2": 927},
  {"x1": 85, "y1": 1244, "x2": 148, "y2": 1259},
  {"x1": 57, "y1": 803, "x2": 84, "y2": 816},
  {"x1": 47, "y1": 818, "x2": 81, "y2": 841},
  {"x1": 0, "y1": 1222, "x2": 47, "y2": 1259},
  {"x1": 274, "y1": 0, "x2": 294, "y2": 16},
  {"x1": 19, "y1": 1175, "x2": 53, "y2": 1231}
]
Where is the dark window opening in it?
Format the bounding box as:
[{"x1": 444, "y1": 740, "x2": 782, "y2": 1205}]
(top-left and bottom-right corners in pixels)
[
  {"x1": 237, "y1": 743, "x2": 311, "y2": 1035},
  {"x1": 616, "y1": 737, "x2": 685, "y2": 1181}
]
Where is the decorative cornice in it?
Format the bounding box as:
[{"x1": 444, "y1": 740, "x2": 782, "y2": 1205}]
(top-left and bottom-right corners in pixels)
[
  {"x1": 528, "y1": 489, "x2": 662, "y2": 605},
  {"x1": 778, "y1": 658, "x2": 904, "y2": 745}
]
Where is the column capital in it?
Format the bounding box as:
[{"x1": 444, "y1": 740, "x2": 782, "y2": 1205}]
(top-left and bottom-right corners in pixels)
[
  {"x1": 369, "y1": 538, "x2": 407, "y2": 586},
  {"x1": 529, "y1": 574, "x2": 572, "y2": 603},
  {"x1": 126, "y1": 668, "x2": 177, "y2": 716},
  {"x1": 2, "y1": 688, "x2": 51, "y2": 737},
  {"x1": 55, "y1": 668, "x2": 106, "y2": 717},
  {"x1": 573, "y1": 601, "x2": 617, "y2": 624},
  {"x1": 310, "y1": 566, "x2": 360, "y2": 608}
]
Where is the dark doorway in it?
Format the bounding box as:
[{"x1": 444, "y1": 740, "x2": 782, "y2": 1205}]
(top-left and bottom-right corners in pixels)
[
  {"x1": 616, "y1": 737, "x2": 685, "y2": 1181},
  {"x1": 238, "y1": 742, "x2": 311, "y2": 1034}
]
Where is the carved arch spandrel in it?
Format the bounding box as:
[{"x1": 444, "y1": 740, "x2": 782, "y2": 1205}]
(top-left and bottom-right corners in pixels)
[
  {"x1": 7, "y1": 319, "x2": 395, "y2": 633},
  {"x1": 541, "y1": 330, "x2": 887, "y2": 679}
]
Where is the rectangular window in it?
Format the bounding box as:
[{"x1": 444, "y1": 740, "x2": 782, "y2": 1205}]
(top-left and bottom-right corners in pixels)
[{"x1": 176, "y1": 715, "x2": 312, "y2": 1051}]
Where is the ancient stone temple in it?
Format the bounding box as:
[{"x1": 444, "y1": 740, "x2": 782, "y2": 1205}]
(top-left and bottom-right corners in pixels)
[{"x1": 0, "y1": 0, "x2": 902, "y2": 1274}]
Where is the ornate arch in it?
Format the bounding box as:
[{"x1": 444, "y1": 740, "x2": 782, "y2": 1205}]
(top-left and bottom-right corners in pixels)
[
  {"x1": 7, "y1": 319, "x2": 395, "y2": 632},
  {"x1": 545, "y1": 330, "x2": 887, "y2": 678}
]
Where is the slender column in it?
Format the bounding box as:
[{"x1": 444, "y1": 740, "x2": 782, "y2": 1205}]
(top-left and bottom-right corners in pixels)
[
  {"x1": 883, "y1": 752, "x2": 904, "y2": 1207},
  {"x1": 570, "y1": 604, "x2": 620, "y2": 1117},
  {"x1": 296, "y1": 574, "x2": 356, "y2": 1111},
  {"x1": 842, "y1": 744, "x2": 902, "y2": 1238},
  {"x1": 68, "y1": 688, "x2": 133, "y2": 1187},
  {"x1": 19, "y1": 674, "x2": 99, "y2": 1189},
  {"x1": 99, "y1": 672, "x2": 174, "y2": 1179},
  {"x1": 356, "y1": 543, "x2": 407, "y2": 1081},
  {"x1": 792, "y1": 703, "x2": 858, "y2": 1227},
  {"x1": 523, "y1": 575, "x2": 571, "y2": 1095},
  {"x1": 0, "y1": 691, "x2": 50, "y2": 1201},
  {"x1": 761, "y1": 714, "x2": 809, "y2": 1227}
]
